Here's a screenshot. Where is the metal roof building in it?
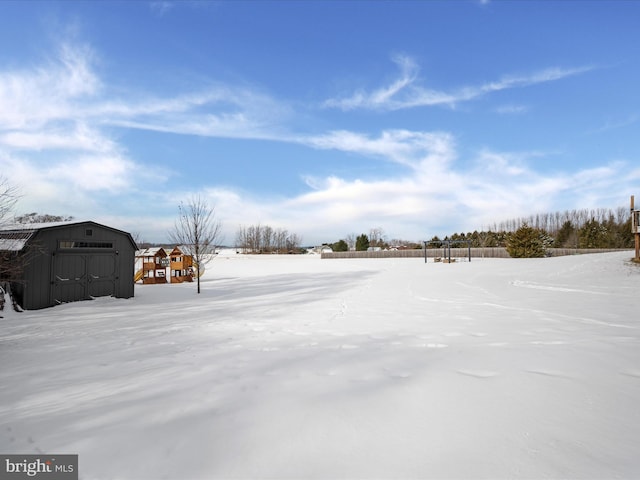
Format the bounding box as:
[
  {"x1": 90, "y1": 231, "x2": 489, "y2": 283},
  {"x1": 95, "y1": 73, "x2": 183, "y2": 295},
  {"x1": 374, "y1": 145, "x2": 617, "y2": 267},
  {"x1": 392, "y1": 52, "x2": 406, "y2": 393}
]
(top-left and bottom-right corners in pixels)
[{"x1": 0, "y1": 221, "x2": 137, "y2": 310}]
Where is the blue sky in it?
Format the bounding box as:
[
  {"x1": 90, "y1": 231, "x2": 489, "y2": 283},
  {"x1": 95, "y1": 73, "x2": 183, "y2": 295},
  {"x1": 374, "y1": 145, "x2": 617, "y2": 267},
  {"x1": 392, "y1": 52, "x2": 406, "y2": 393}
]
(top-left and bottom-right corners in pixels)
[{"x1": 1, "y1": 1, "x2": 639, "y2": 245}]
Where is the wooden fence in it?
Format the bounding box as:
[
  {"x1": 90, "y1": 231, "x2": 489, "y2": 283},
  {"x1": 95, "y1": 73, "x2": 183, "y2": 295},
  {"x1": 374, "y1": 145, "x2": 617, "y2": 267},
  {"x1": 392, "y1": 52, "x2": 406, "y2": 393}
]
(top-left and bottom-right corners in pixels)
[{"x1": 321, "y1": 248, "x2": 632, "y2": 260}]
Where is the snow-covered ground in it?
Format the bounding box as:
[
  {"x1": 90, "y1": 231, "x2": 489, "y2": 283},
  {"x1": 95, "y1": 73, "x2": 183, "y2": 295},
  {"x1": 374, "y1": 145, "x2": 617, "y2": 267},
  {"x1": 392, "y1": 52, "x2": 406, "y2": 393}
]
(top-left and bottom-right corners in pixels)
[{"x1": 1, "y1": 252, "x2": 639, "y2": 479}]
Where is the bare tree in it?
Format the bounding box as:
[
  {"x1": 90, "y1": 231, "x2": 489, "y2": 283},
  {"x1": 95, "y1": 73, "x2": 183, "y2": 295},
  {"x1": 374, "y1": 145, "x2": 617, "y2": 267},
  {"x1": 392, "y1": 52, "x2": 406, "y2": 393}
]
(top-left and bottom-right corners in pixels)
[
  {"x1": 235, "y1": 224, "x2": 303, "y2": 254},
  {"x1": 235, "y1": 225, "x2": 247, "y2": 253},
  {"x1": 14, "y1": 212, "x2": 75, "y2": 224},
  {"x1": 1, "y1": 176, "x2": 19, "y2": 227},
  {"x1": 169, "y1": 196, "x2": 222, "y2": 294},
  {"x1": 286, "y1": 232, "x2": 303, "y2": 252},
  {"x1": 369, "y1": 227, "x2": 386, "y2": 248},
  {"x1": 262, "y1": 225, "x2": 273, "y2": 252},
  {"x1": 344, "y1": 233, "x2": 356, "y2": 251},
  {"x1": 250, "y1": 224, "x2": 262, "y2": 252},
  {"x1": 0, "y1": 176, "x2": 22, "y2": 311},
  {"x1": 274, "y1": 228, "x2": 288, "y2": 253}
]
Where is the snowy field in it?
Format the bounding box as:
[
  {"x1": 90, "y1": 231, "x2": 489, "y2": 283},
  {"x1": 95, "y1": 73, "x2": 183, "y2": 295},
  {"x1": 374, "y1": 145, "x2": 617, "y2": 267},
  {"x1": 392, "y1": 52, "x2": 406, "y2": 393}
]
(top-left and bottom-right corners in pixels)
[{"x1": 1, "y1": 251, "x2": 639, "y2": 479}]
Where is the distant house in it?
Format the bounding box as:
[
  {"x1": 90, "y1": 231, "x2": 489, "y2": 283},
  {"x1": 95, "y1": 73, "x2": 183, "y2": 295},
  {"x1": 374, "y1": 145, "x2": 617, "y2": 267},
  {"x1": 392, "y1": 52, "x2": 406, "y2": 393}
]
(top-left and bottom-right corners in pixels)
[
  {"x1": 310, "y1": 245, "x2": 333, "y2": 254},
  {"x1": 0, "y1": 221, "x2": 137, "y2": 310}
]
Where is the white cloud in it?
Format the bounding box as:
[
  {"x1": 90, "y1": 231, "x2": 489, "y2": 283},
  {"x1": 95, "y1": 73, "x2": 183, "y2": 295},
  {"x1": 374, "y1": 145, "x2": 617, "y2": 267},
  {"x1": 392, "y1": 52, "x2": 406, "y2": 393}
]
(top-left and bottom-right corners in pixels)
[
  {"x1": 0, "y1": 123, "x2": 117, "y2": 152},
  {"x1": 218, "y1": 142, "x2": 636, "y2": 243},
  {"x1": 0, "y1": 42, "x2": 100, "y2": 130},
  {"x1": 304, "y1": 129, "x2": 455, "y2": 170},
  {"x1": 472, "y1": 149, "x2": 534, "y2": 176},
  {"x1": 324, "y1": 56, "x2": 595, "y2": 111},
  {"x1": 48, "y1": 155, "x2": 135, "y2": 192}
]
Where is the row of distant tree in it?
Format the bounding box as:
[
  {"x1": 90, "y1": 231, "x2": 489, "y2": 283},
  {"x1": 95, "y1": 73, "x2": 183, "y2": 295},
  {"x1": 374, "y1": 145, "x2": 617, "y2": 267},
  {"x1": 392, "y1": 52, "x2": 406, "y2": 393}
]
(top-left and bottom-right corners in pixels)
[
  {"x1": 324, "y1": 207, "x2": 635, "y2": 254},
  {"x1": 235, "y1": 224, "x2": 303, "y2": 254},
  {"x1": 327, "y1": 228, "x2": 423, "y2": 252},
  {"x1": 434, "y1": 207, "x2": 634, "y2": 250}
]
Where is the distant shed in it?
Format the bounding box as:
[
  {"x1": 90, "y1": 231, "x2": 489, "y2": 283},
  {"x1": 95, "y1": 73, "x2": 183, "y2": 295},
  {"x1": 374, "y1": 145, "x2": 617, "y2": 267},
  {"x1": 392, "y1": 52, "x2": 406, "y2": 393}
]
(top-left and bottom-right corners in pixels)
[{"x1": 0, "y1": 221, "x2": 137, "y2": 310}]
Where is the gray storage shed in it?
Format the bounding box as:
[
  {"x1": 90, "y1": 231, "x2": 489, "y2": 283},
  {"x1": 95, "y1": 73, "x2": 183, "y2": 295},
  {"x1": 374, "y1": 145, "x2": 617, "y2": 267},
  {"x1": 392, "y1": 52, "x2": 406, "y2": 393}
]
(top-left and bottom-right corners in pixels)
[{"x1": 0, "y1": 221, "x2": 137, "y2": 310}]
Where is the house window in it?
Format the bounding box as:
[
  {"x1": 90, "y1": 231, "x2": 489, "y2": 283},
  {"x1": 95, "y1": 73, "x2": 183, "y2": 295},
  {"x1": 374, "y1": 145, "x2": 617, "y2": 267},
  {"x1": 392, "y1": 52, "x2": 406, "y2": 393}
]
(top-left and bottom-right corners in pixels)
[{"x1": 86, "y1": 229, "x2": 93, "y2": 236}]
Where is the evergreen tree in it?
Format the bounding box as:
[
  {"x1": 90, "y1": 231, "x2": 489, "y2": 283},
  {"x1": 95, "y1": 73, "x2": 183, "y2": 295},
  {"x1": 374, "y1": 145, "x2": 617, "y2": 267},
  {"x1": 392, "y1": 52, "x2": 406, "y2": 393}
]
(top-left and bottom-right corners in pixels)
[
  {"x1": 554, "y1": 220, "x2": 576, "y2": 248},
  {"x1": 355, "y1": 234, "x2": 370, "y2": 251},
  {"x1": 615, "y1": 218, "x2": 634, "y2": 248},
  {"x1": 606, "y1": 216, "x2": 633, "y2": 248},
  {"x1": 578, "y1": 218, "x2": 609, "y2": 248},
  {"x1": 331, "y1": 239, "x2": 349, "y2": 252},
  {"x1": 506, "y1": 223, "x2": 547, "y2": 258}
]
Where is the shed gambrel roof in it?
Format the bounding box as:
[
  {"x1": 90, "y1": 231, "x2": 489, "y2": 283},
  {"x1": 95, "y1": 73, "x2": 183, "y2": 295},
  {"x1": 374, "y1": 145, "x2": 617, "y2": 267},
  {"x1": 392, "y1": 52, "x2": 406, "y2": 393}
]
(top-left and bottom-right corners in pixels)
[{"x1": 0, "y1": 221, "x2": 138, "y2": 252}]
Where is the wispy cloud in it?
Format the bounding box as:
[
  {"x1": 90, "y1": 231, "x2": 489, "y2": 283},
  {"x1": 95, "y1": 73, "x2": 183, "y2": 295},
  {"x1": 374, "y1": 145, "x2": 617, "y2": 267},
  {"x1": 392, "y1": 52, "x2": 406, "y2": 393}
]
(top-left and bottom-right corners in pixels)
[
  {"x1": 104, "y1": 87, "x2": 291, "y2": 140},
  {"x1": 0, "y1": 42, "x2": 101, "y2": 130},
  {"x1": 0, "y1": 123, "x2": 117, "y2": 152},
  {"x1": 303, "y1": 129, "x2": 455, "y2": 170},
  {"x1": 0, "y1": 38, "x2": 290, "y2": 147},
  {"x1": 149, "y1": 1, "x2": 176, "y2": 17},
  {"x1": 587, "y1": 113, "x2": 639, "y2": 134},
  {"x1": 326, "y1": 54, "x2": 421, "y2": 111},
  {"x1": 324, "y1": 56, "x2": 595, "y2": 111},
  {"x1": 494, "y1": 103, "x2": 529, "y2": 115}
]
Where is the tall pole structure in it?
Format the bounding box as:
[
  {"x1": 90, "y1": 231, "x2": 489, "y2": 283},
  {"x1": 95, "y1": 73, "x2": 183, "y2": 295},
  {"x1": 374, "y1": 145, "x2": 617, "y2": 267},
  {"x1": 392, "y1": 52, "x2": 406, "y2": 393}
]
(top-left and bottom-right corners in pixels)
[{"x1": 633, "y1": 196, "x2": 640, "y2": 262}]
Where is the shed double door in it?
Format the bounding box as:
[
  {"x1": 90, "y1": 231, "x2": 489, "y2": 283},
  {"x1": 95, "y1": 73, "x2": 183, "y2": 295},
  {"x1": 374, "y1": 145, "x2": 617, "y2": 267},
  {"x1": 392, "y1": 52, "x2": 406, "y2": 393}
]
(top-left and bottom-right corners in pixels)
[{"x1": 52, "y1": 253, "x2": 117, "y2": 304}]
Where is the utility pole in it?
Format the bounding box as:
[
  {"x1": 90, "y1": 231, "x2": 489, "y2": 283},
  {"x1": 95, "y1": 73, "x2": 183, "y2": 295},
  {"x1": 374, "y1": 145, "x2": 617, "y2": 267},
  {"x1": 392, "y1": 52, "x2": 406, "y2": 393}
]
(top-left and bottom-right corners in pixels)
[{"x1": 632, "y1": 196, "x2": 639, "y2": 262}]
